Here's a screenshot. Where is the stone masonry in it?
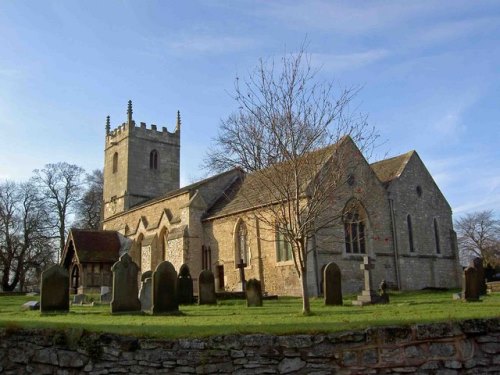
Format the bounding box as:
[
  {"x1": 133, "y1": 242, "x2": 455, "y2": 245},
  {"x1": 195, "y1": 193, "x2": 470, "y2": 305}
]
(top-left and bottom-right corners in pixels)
[{"x1": 1, "y1": 319, "x2": 499, "y2": 374}]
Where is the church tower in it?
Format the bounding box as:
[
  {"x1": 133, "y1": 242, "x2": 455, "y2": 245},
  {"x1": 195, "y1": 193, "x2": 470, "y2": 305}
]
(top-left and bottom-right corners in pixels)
[{"x1": 103, "y1": 100, "x2": 180, "y2": 220}]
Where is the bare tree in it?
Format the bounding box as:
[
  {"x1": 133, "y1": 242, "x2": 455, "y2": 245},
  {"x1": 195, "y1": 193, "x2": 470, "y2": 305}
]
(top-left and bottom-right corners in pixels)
[
  {"x1": 75, "y1": 169, "x2": 103, "y2": 230},
  {"x1": 205, "y1": 47, "x2": 377, "y2": 314},
  {"x1": 33, "y1": 162, "x2": 85, "y2": 256},
  {"x1": 0, "y1": 181, "x2": 53, "y2": 291},
  {"x1": 455, "y1": 210, "x2": 500, "y2": 267}
]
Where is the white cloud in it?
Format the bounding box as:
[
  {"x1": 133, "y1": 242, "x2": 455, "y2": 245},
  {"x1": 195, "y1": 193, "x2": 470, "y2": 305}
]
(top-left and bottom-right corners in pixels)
[
  {"x1": 311, "y1": 49, "x2": 389, "y2": 72},
  {"x1": 168, "y1": 35, "x2": 255, "y2": 54}
]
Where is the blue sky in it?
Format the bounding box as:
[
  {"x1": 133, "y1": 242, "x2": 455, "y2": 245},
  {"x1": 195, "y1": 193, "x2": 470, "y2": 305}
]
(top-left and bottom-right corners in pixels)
[{"x1": 0, "y1": 1, "x2": 498, "y2": 218}]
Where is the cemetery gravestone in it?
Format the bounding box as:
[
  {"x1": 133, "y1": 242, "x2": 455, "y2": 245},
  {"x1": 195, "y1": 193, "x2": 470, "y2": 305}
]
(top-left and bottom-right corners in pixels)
[
  {"x1": 463, "y1": 266, "x2": 480, "y2": 302},
  {"x1": 111, "y1": 253, "x2": 141, "y2": 313},
  {"x1": 141, "y1": 270, "x2": 152, "y2": 282},
  {"x1": 100, "y1": 286, "x2": 112, "y2": 303},
  {"x1": 323, "y1": 262, "x2": 343, "y2": 306},
  {"x1": 152, "y1": 261, "x2": 178, "y2": 314},
  {"x1": 378, "y1": 279, "x2": 389, "y2": 304},
  {"x1": 40, "y1": 264, "x2": 69, "y2": 313},
  {"x1": 246, "y1": 278, "x2": 263, "y2": 307},
  {"x1": 471, "y1": 257, "x2": 487, "y2": 295},
  {"x1": 352, "y1": 256, "x2": 379, "y2": 306},
  {"x1": 198, "y1": 270, "x2": 217, "y2": 305},
  {"x1": 22, "y1": 301, "x2": 40, "y2": 311},
  {"x1": 177, "y1": 264, "x2": 194, "y2": 304},
  {"x1": 73, "y1": 294, "x2": 85, "y2": 305},
  {"x1": 139, "y1": 277, "x2": 152, "y2": 312}
]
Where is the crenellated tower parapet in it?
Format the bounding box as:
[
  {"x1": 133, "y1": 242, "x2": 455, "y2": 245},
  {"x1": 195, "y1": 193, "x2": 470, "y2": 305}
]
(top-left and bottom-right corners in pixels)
[{"x1": 103, "y1": 100, "x2": 181, "y2": 220}]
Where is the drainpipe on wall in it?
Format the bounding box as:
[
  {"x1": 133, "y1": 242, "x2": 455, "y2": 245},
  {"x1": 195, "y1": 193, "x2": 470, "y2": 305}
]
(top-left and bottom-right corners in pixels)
[{"x1": 389, "y1": 198, "x2": 401, "y2": 290}]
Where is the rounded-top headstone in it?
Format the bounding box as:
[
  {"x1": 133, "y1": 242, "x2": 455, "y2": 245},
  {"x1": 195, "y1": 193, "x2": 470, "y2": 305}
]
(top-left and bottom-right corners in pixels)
[
  {"x1": 40, "y1": 264, "x2": 69, "y2": 313},
  {"x1": 324, "y1": 262, "x2": 342, "y2": 306},
  {"x1": 198, "y1": 270, "x2": 216, "y2": 305},
  {"x1": 141, "y1": 270, "x2": 153, "y2": 282},
  {"x1": 152, "y1": 261, "x2": 178, "y2": 314}
]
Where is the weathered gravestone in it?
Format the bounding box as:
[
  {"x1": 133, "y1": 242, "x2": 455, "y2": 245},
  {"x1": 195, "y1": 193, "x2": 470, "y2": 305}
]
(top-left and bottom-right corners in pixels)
[
  {"x1": 139, "y1": 277, "x2": 152, "y2": 312},
  {"x1": 378, "y1": 279, "x2": 389, "y2": 304},
  {"x1": 463, "y1": 266, "x2": 480, "y2": 302},
  {"x1": 73, "y1": 294, "x2": 86, "y2": 305},
  {"x1": 22, "y1": 301, "x2": 40, "y2": 311},
  {"x1": 111, "y1": 253, "x2": 141, "y2": 313},
  {"x1": 323, "y1": 262, "x2": 343, "y2": 306},
  {"x1": 100, "y1": 286, "x2": 112, "y2": 303},
  {"x1": 40, "y1": 264, "x2": 69, "y2": 313},
  {"x1": 152, "y1": 261, "x2": 178, "y2": 314},
  {"x1": 141, "y1": 270, "x2": 152, "y2": 282},
  {"x1": 177, "y1": 264, "x2": 194, "y2": 304},
  {"x1": 246, "y1": 278, "x2": 263, "y2": 307},
  {"x1": 470, "y1": 257, "x2": 487, "y2": 295},
  {"x1": 198, "y1": 270, "x2": 217, "y2": 305}
]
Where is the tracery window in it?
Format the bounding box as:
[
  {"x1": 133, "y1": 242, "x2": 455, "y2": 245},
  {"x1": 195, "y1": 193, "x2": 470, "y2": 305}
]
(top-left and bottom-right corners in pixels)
[{"x1": 344, "y1": 203, "x2": 367, "y2": 254}]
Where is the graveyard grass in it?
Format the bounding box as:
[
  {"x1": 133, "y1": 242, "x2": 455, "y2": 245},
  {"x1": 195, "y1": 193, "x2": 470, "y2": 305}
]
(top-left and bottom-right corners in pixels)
[{"x1": 0, "y1": 290, "x2": 499, "y2": 339}]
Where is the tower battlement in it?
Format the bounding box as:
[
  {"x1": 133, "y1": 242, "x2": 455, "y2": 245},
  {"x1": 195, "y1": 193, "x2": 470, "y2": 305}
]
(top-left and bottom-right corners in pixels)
[{"x1": 103, "y1": 100, "x2": 181, "y2": 219}]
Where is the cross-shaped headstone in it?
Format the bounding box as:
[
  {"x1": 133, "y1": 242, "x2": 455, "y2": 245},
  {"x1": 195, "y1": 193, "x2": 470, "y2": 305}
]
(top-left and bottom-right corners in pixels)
[
  {"x1": 360, "y1": 256, "x2": 375, "y2": 292},
  {"x1": 237, "y1": 258, "x2": 247, "y2": 291}
]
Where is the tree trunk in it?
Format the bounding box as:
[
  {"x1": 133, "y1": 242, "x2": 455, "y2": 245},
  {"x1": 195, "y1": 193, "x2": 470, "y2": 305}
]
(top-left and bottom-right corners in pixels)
[{"x1": 300, "y1": 270, "x2": 311, "y2": 315}]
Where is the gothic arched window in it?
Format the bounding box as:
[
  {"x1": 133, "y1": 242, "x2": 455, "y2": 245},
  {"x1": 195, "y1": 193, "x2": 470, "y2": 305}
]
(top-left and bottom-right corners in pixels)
[
  {"x1": 407, "y1": 214, "x2": 415, "y2": 253},
  {"x1": 149, "y1": 150, "x2": 158, "y2": 170},
  {"x1": 343, "y1": 202, "x2": 367, "y2": 254},
  {"x1": 434, "y1": 218, "x2": 441, "y2": 254},
  {"x1": 235, "y1": 220, "x2": 249, "y2": 266},
  {"x1": 112, "y1": 152, "x2": 118, "y2": 174}
]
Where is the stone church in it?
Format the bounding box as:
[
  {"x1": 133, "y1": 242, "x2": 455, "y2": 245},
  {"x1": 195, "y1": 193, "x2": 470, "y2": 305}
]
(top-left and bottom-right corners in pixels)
[{"x1": 64, "y1": 101, "x2": 462, "y2": 296}]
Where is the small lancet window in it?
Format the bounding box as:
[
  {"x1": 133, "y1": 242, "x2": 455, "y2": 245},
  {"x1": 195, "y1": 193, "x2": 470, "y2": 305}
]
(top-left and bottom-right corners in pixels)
[
  {"x1": 112, "y1": 152, "x2": 118, "y2": 174},
  {"x1": 149, "y1": 150, "x2": 158, "y2": 170},
  {"x1": 434, "y1": 218, "x2": 441, "y2": 254},
  {"x1": 407, "y1": 214, "x2": 415, "y2": 253},
  {"x1": 236, "y1": 221, "x2": 249, "y2": 265}
]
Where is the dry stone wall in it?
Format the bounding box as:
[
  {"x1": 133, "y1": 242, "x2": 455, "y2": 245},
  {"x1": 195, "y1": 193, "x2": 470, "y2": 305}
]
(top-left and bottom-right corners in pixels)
[{"x1": 1, "y1": 319, "x2": 499, "y2": 374}]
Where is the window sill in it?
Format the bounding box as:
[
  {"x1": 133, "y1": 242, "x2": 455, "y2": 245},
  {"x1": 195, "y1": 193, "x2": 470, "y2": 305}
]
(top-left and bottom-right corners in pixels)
[{"x1": 276, "y1": 260, "x2": 294, "y2": 267}]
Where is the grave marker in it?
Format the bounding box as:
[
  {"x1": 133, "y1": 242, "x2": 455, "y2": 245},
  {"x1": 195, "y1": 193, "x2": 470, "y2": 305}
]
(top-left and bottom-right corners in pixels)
[
  {"x1": 177, "y1": 264, "x2": 194, "y2": 304},
  {"x1": 246, "y1": 278, "x2": 263, "y2": 307},
  {"x1": 323, "y1": 262, "x2": 343, "y2": 306},
  {"x1": 40, "y1": 264, "x2": 69, "y2": 313},
  {"x1": 198, "y1": 270, "x2": 217, "y2": 305},
  {"x1": 111, "y1": 253, "x2": 141, "y2": 313},
  {"x1": 152, "y1": 261, "x2": 178, "y2": 313}
]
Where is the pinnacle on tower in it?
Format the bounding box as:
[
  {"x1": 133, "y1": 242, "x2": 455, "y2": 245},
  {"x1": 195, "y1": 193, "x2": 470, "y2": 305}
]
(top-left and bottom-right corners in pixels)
[
  {"x1": 127, "y1": 100, "x2": 133, "y2": 124},
  {"x1": 105, "y1": 115, "x2": 111, "y2": 135},
  {"x1": 175, "y1": 110, "x2": 181, "y2": 132}
]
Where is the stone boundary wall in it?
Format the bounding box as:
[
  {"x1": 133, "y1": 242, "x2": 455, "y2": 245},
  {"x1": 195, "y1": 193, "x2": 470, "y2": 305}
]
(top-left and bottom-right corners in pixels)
[{"x1": 0, "y1": 319, "x2": 499, "y2": 374}]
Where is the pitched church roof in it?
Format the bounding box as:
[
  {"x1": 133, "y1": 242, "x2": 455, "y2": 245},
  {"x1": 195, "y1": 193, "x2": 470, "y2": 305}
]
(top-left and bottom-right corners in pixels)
[
  {"x1": 370, "y1": 150, "x2": 414, "y2": 186},
  {"x1": 204, "y1": 140, "x2": 344, "y2": 220},
  {"x1": 61, "y1": 229, "x2": 121, "y2": 266}
]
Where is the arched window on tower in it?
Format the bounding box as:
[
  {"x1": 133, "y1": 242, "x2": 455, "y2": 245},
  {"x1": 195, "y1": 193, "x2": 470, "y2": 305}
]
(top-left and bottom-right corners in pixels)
[
  {"x1": 149, "y1": 150, "x2": 158, "y2": 170},
  {"x1": 407, "y1": 214, "x2": 415, "y2": 253},
  {"x1": 434, "y1": 218, "x2": 441, "y2": 254},
  {"x1": 112, "y1": 152, "x2": 118, "y2": 174},
  {"x1": 343, "y1": 201, "x2": 367, "y2": 254},
  {"x1": 235, "y1": 220, "x2": 249, "y2": 266}
]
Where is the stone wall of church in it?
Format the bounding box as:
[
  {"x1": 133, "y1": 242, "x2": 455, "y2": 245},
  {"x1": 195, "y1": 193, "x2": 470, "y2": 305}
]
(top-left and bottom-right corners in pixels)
[
  {"x1": 203, "y1": 213, "x2": 303, "y2": 296},
  {"x1": 388, "y1": 154, "x2": 461, "y2": 290},
  {"x1": 313, "y1": 145, "x2": 397, "y2": 295}
]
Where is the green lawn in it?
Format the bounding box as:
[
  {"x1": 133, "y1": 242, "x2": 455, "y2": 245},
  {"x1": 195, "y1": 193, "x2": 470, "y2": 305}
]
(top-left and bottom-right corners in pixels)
[{"x1": 0, "y1": 291, "x2": 499, "y2": 339}]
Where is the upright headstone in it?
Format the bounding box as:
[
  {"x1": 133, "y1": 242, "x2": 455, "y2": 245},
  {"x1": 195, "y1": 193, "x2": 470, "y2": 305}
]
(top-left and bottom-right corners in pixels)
[
  {"x1": 73, "y1": 294, "x2": 86, "y2": 305},
  {"x1": 378, "y1": 279, "x2": 389, "y2": 304},
  {"x1": 323, "y1": 262, "x2": 343, "y2": 306},
  {"x1": 177, "y1": 264, "x2": 194, "y2": 304},
  {"x1": 463, "y1": 266, "x2": 480, "y2": 302},
  {"x1": 100, "y1": 286, "x2": 112, "y2": 303},
  {"x1": 246, "y1": 278, "x2": 263, "y2": 307},
  {"x1": 111, "y1": 253, "x2": 141, "y2": 313},
  {"x1": 139, "y1": 277, "x2": 152, "y2": 312},
  {"x1": 152, "y1": 261, "x2": 178, "y2": 314},
  {"x1": 40, "y1": 264, "x2": 69, "y2": 313},
  {"x1": 198, "y1": 270, "x2": 216, "y2": 305},
  {"x1": 141, "y1": 270, "x2": 152, "y2": 282},
  {"x1": 470, "y1": 257, "x2": 487, "y2": 295},
  {"x1": 352, "y1": 256, "x2": 379, "y2": 306}
]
